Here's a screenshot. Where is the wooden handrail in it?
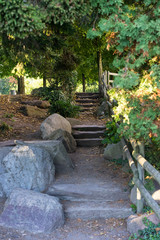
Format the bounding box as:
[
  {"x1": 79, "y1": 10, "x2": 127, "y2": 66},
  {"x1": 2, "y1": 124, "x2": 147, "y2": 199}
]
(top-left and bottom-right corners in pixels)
[{"x1": 132, "y1": 152, "x2": 160, "y2": 185}]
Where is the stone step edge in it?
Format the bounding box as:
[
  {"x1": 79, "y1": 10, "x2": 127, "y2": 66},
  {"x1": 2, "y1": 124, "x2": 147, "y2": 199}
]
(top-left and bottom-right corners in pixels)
[
  {"x1": 72, "y1": 125, "x2": 106, "y2": 131},
  {"x1": 63, "y1": 201, "x2": 133, "y2": 220},
  {"x1": 76, "y1": 92, "x2": 99, "y2": 95}
]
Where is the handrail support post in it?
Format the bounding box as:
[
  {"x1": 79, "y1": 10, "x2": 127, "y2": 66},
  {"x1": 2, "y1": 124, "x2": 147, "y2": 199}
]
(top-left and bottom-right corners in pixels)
[{"x1": 137, "y1": 141, "x2": 145, "y2": 213}]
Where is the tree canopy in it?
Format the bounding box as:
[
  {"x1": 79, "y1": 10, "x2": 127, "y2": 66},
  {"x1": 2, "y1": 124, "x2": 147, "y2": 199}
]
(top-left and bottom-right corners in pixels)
[{"x1": 0, "y1": 0, "x2": 159, "y2": 143}]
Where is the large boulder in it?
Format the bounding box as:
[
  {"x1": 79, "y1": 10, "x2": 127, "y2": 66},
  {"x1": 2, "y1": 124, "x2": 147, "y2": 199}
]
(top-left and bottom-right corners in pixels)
[
  {"x1": 15, "y1": 140, "x2": 74, "y2": 173},
  {"x1": 20, "y1": 105, "x2": 47, "y2": 118},
  {"x1": 0, "y1": 188, "x2": 64, "y2": 233},
  {"x1": 41, "y1": 113, "x2": 72, "y2": 140},
  {"x1": 0, "y1": 145, "x2": 55, "y2": 197},
  {"x1": 48, "y1": 129, "x2": 77, "y2": 153},
  {"x1": 104, "y1": 141, "x2": 124, "y2": 160}
]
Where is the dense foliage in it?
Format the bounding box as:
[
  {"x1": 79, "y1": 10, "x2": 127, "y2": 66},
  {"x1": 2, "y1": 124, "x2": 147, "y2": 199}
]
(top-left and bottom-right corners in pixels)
[
  {"x1": 102, "y1": 121, "x2": 121, "y2": 145},
  {"x1": 87, "y1": 0, "x2": 160, "y2": 144},
  {"x1": 0, "y1": 0, "x2": 159, "y2": 143},
  {"x1": 32, "y1": 87, "x2": 80, "y2": 118}
]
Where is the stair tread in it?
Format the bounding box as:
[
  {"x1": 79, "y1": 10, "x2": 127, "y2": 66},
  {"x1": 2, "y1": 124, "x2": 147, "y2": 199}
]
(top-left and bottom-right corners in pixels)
[
  {"x1": 63, "y1": 200, "x2": 133, "y2": 219},
  {"x1": 73, "y1": 130, "x2": 105, "y2": 134},
  {"x1": 76, "y1": 138, "x2": 103, "y2": 140},
  {"x1": 76, "y1": 92, "x2": 99, "y2": 95},
  {"x1": 76, "y1": 99, "x2": 98, "y2": 103},
  {"x1": 73, "y1": 125, "x2": 105, "y2": 128},
  {"x1": 47, "y1": 183, "x2": 129, "y2": 202}
]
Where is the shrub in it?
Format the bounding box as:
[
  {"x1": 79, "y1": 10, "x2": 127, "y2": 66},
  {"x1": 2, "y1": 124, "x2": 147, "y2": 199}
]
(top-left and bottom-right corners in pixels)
[
  {"x1": 31, "y1": 87, "x2": 66, "y2": 102},
  {"x1": 102, "y1": 121, "x2": 121, "y2": 145},
  {"x1": 0, "y1": 122, "x2": 12, "y2": 132},
  {"x1": 48, "y1": 100, "x2": 80, "y2": 118}
]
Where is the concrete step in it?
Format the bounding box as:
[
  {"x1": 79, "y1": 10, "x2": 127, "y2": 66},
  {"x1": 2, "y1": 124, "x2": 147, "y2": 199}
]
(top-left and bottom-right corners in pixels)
[
  {"x1": 77, "y1": 95, "x2": 99, "y2": 99},
  {"x1": 47, "y1": 183, "x2": 129, "y2": 202},
  {"x1": 47, "y1": 183, "x2": 132, "y2": 220},
  {"x1": 76, "y1": 104, "x2": 98, "y2": 108},
  {"x1": 63, "y1": 200, "x2": 133, "y2": 220},
  {"x1": 76, "y1": 92, "x2": 99, "y2": 97},
  {"x1": 73, "y1": 130, "x2": 105, "y2": 139},
  {"x1": 79, "y1": 108, "x2": 94, "y2": 112},
  {"x1": 73, "y1": 125, "x2": 106, "y2": 131},
  {"x1": 76, "y1": 138, "x2": 103, "y2": 147},
  {"x1": 76, "y1": 99, "x2": 98, "y2": 103}
]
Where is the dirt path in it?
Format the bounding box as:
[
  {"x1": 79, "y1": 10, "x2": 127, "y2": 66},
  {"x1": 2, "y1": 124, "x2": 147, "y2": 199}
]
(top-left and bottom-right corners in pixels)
[
  {"x1": 0, "y1": 95, "x2": 132, "y2": 239},
  {"x1": 0, "y1": 147, "x2": 131, "y2": 240}
]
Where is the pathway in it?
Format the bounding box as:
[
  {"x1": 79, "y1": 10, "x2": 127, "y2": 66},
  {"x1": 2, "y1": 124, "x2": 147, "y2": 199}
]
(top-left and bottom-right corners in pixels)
[{"x1": 0, "y1": 92, "x2": 132, "y2": 239}]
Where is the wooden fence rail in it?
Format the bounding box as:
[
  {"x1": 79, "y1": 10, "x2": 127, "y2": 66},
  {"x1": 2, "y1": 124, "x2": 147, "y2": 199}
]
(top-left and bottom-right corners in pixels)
[{"x1": 102, "y1": 71, "x2": 160, "y2": 220}]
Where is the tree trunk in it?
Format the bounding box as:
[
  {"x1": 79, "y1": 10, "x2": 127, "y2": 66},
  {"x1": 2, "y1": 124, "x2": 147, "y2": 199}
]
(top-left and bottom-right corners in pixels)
[
  {"x1": 82, "y1": 73, "x2": 85, "y2": 93},
  {"x1": 17, "y1": 76, "x2": 25, "y2": 94},
  {"x1": 97, "y1": 50, "x2": 103, "y2": 96},
  {"x1": 43, "y1": 75, "x2": 46, "y2": 88}
]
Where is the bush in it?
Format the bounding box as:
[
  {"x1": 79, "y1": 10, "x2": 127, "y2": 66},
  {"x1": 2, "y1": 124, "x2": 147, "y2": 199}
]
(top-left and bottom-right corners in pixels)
[
  {"x1": 0, "y1": 122, "x2": 12, "y2": 132},
  {"x1": 48, "y1": 100, "x2": 80, "y2": 118},
  {"x1": 102, "y1": 121, "x2": 121, "y2": 145},
  {"x1": 31, "y1": 87, "x2": 65, "y2": 102},
  {"x1": 32, "y1": 87, "x2": 80, "y2": 118}
]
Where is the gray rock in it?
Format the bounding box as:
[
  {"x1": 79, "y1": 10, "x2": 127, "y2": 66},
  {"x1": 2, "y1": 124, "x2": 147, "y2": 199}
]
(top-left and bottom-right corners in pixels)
[
  {"x1": 127, "y1": 213, "x2": 160, "y2": 234},
  {"x1": 0, "y1": 147, "x2": 15, "y2": 197},
  {"x1": 104, "y1": 141, "x2": 123, "y2": 160},
  {"x1": 20, "y1": 105, "x2": 46, "y2": 118},
  {"x1": 41, "y1": 113, "x2": 72, "y2": 140},
  {"x1": 66, "y1": 118, "x2": 82, "y2": 127},
  {"x1": 96, "y1": 101, "x2": 109, "y2": 117},
  {"x1": 0, "y1": 145, "x2": 55, "y2": 197},
  {"x1": 0, "y1": 188, "x2": 64, "y2": 233},
  {"x1": 48, "y1": 129, "x2": 77, "y2": 153},
  {"x1": 0, "y1": 147, "x2": 13, "y2": 174},
  {"x1": 16, "y1": 140, "x2": 74, "y2": 174}
]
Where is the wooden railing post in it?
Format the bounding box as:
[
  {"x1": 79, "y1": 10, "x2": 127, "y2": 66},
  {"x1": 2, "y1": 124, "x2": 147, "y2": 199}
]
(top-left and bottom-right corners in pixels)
[
  {"x1": 137, "y1": 142, "x2": 145, "y2": 213},
  {"x1": 131, "y1": 140, "x2": 145, "y2": 213}
]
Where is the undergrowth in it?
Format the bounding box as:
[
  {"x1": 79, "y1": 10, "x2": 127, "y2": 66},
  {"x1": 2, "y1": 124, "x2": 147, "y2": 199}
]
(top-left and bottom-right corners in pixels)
[
  {"x1": 129, "y1": 217, "x2": 160, "y2": 240},
  {"x1": 0, "y1": 122, "x2": 12, "y2": 133}
]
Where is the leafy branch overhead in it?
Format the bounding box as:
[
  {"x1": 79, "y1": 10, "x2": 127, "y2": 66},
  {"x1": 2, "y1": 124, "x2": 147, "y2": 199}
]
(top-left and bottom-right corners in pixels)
[
  {"x1": 0, "y1": 0, "x2": 159, "y2": 144},
  {"x1": 87, "y1": 0, "x2": 160, "y2": 144}
]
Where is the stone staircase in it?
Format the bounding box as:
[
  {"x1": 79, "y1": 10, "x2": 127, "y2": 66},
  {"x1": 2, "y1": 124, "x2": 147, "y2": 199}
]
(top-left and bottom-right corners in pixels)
[
  {"x1": 72, "y1": 125, "x2": 105, "y2": 147},
  {"x1": 47, "y1": 148, "x2": 133, "y2": 220},
  {"x1": 73, "y1": 92, "x2": 105, "y2": 147},
  {"x1": 75, "y1": 92, "x2": 99, "y2": 112},
  {"x1": 47, "y1": 92, "x2": 133, "y2": 221}
]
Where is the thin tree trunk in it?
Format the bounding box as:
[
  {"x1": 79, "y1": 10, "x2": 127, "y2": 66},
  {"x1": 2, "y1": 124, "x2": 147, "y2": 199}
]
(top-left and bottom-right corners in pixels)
[
  {"x1": 82, "y1": 73, "x2": 85, "y2": 93},
  {"x1": 17, "y1": 76, "x2": 25, "y2": 94},
  {"x1": 97, "y1": 50, "x2": 103, "y2": 96},
  {"x1": 43, "y1": 75, "x2": 46, "y2": 88}
]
